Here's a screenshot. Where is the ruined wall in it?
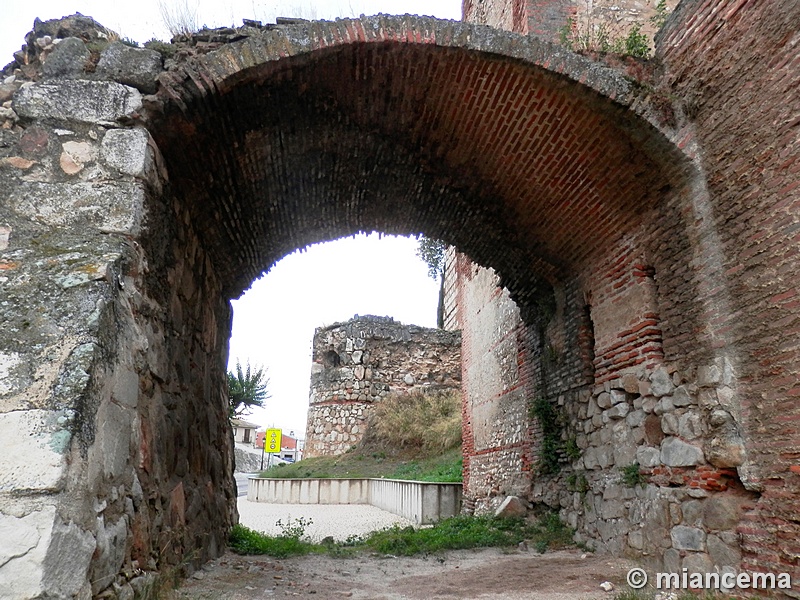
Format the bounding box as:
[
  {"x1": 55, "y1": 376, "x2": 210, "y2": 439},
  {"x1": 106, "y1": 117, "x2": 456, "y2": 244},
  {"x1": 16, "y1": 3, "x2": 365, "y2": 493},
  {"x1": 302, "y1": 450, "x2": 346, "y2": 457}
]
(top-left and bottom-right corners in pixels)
[
  {"x1": 305, "y1": 316, "x2": 461, "y2": 457},
  {"x1": 454, "y1": 232, "x2": 757, "y2": 577},
  {"x1": 655, "y1": 0, "x2": 800, "y2": 587},
  {"x1": 454, "y1": 0, "x2": 800, "y2": 591},
  {"x1": 0, "y1": 16, "x2": 235, "y2": 598},
  {"x1": 463, "y1": 0, "x2": 679, "y2": 44}
]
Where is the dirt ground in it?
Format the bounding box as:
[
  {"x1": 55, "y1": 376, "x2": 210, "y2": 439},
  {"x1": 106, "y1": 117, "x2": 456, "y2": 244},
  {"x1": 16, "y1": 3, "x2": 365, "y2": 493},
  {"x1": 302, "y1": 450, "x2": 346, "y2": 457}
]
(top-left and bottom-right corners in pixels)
[{"x1": 167, "y1": 547, "x2": 637, "y2": 600}]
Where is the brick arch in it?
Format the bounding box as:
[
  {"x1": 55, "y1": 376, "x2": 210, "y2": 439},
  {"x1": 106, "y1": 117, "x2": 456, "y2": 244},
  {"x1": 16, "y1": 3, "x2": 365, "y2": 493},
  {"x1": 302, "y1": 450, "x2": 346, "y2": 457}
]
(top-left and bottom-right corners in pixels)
[
  {"x1": 5, "y1": 7, "x2": 798, "y2": 594},
  {"x1": 145, "y1": 15, "x2": 693, "y2": 321},
  {"x1": 129, "y1": 23, "x2": 714, "y2": 576}
]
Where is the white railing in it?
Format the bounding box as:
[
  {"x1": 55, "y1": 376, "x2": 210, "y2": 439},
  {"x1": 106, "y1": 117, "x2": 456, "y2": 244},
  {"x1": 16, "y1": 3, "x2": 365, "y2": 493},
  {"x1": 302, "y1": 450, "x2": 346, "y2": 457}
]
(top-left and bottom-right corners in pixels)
[{"x1": 247, "y1": 477, "x2": 462, "y2": 525}]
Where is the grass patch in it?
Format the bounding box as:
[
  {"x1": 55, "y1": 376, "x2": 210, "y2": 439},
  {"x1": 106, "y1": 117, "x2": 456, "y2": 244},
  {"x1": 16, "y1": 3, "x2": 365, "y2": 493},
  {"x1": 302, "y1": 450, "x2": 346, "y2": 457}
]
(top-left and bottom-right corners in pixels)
[
  {"x1": 614, "y1": 591, "x2": 724, "y2": 600},
  {"x1": 620, "y1": 462, "x2": 645, "y2": 487},
  {"x1": 229, "y1": 511, "x2": 574, "y2": 559},
  {"x1": 388, "y1": 452, "x2": 463, "y2": 482},
  {"x1": 259, "y1": 388, "x2": 463, "y2": 482},
  {"x1": 260, "y1": 446, "x2": 463, "y2": 482},
  {"x1": 362, "y1": 515, "x2": 532, "y2": 556}
]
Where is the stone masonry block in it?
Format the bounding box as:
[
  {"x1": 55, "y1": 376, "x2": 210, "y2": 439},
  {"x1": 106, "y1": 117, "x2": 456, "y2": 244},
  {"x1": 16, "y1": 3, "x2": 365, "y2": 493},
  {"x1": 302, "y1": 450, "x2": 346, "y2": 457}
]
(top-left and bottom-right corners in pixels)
[
  {"x1": 650, "y1": 367, "x2": 675, "y2": 397},
  {"x1": 636, "y1": 446, "x2": 661, "y2": 468},
  {"x1": 41, "y1": 37, "x2": 90, "y2": 79},
  {"x1": 697, "y1": 365, "x2": 721, "y2": 387},
  {"x1": 10, "y1": 181, "x2": 145, "y2": 234},
  {"x1": 96, "y1": 42, "x2": 163, "y2": 94},
  {"x1": 661, "y1": 436, "x2": 704, "y2": 467},
  {"x1": 14, "y1": 80, "x2": 142, "y2": 126},
  {"x1": 101, "y1": 128, "x2": 154, "y2": 179},
  {"x1": 0, "y1": 505, "x2": 58, "y2": 598},
  {"x1": 0, "y1": 410, "x2": 68, "y2": 493},
  {"x1": 671, "y1": 525, "x2": 706, "y2": 551},
  {"x1": 41, "y1": 517, "x2": 96, "y2": 597}
]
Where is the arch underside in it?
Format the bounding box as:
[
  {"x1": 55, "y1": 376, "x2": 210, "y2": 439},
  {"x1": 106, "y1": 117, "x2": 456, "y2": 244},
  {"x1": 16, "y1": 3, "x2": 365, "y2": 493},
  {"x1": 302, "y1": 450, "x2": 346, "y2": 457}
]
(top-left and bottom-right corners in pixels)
[{"x1": 149, "y1": 38, "x2": 689, "y2": 321}]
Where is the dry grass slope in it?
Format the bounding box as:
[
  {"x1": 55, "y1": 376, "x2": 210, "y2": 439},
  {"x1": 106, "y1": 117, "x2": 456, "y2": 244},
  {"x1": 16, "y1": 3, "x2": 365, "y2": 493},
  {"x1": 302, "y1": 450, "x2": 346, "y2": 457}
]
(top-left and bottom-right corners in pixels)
[{"x1": 366, "y1": 389, "x2": 462, "y2": 454}]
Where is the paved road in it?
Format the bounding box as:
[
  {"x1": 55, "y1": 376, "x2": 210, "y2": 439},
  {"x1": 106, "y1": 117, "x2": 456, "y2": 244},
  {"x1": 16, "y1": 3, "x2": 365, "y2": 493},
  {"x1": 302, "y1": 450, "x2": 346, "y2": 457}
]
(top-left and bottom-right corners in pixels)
[{"x1": 237, "y1": 498, "x2": 413, "y2": 541}]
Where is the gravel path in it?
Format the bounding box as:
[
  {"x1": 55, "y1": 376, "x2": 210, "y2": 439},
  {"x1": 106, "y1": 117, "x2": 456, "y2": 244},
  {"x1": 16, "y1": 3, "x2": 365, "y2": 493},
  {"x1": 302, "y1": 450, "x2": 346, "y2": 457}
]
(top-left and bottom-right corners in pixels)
[{"x1": 236, "y1": 497, "x2": 414, "y2": 542}]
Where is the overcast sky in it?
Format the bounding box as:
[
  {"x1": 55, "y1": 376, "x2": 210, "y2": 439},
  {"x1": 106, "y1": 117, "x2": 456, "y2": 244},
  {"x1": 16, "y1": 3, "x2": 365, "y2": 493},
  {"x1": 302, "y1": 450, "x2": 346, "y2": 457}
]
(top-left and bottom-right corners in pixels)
[
  {"x1": 1, "y1": 1, "x2": 461, "y2": 439},
  {"x1": 2, "y1": 1, "x2": 461, "y2": 64}
]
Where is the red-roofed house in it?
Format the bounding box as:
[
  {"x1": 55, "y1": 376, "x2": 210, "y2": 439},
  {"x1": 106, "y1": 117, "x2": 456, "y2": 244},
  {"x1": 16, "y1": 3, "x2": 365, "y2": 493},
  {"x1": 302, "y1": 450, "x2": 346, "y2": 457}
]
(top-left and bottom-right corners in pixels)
[{"x1": 254, "y1": 430, "x2": 302, "y2": 462}]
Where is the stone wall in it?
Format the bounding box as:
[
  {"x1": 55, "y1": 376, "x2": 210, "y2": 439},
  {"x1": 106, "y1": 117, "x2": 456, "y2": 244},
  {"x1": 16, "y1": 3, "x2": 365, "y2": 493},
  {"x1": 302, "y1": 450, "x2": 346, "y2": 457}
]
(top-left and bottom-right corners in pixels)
[
  {"x1": 305, "y1": 316, "x2": 461, "y2": 457},
  {"x1": 463, "y1": 0, "x2": 679, "y2": 45},
  {"x1": 452, "y1": 0, "x2": 800, "y2": 593},
  {"x1": 655, "y1": 0, "x2": 800, "y2": 588},
  {"x1": 452, "y1": 251, "x2": 757, "y2": 574}
]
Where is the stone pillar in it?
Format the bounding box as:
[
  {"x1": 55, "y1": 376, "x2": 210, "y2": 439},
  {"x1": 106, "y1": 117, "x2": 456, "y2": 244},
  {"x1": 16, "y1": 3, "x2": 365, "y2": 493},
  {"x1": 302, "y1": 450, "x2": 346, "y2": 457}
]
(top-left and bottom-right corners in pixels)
[
  {"x1": 0, "y1": 79, "x2": 153, "y2": 597},
  {"x1": 1, "y1": 74, "x2": 236, "y2": 597}
]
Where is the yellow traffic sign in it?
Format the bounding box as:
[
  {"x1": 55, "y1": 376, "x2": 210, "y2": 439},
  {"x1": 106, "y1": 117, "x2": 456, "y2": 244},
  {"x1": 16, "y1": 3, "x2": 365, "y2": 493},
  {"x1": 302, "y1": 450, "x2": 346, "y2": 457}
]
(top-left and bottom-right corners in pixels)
[{"x1": 265, "y1": 428, "x2": 282, "y2": 454}]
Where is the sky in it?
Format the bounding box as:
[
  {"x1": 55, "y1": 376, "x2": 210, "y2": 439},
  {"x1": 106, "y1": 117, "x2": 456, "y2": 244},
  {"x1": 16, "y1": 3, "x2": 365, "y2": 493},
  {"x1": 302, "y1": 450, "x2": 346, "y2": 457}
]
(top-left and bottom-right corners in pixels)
[
  {"x1": 1, "y1": 1, "x2": 461, "y2": 65},
  {"x1": 1, "y1": 1, "x2": 461, "y2": 440}
]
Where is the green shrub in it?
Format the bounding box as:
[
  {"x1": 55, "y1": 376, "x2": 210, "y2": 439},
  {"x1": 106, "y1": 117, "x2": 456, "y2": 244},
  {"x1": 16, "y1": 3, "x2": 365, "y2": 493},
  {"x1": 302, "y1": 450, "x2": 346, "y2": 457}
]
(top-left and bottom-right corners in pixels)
[
  {"x1": 565, "y1": 437, "x2": 581, "y2": 461},
  {"x1": 650, "y1": 0, "x2": 670, "y2": 30},
  {"x1": 230, "y1": 512, "x2": 574, "y2": 558},
  {"x1": 622, "y1": 24, "x2": 650, "y2": 58},
  {"x1": 362, "y1": 515, "x2": 531, "y2": 556},
  {"x1": 567, "y1": 471, "x2": 590, "y2": 494},
  {"x1": 559, "y1": 14, "x2": 653, "y2": 58},
  {"x1": 529, "y1": 397, "x2": 563, "y2": 475},
  {"x1": 144, "y1": 38, "x2": 178, "y2": 59}
]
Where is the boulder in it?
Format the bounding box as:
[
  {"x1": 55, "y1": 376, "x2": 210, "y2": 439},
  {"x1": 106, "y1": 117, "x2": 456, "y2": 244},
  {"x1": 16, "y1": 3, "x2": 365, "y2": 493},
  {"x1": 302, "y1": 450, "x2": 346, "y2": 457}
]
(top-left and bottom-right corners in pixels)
[{"x1": 494, "y1": 495, "x2": 527, "y2": 518}]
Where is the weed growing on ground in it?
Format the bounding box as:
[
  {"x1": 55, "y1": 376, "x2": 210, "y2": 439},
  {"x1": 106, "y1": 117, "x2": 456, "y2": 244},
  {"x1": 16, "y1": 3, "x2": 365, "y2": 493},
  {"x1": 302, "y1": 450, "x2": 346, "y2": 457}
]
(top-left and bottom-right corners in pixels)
[
  {"x1": 362, "y1": 516, "x2": 525, "y2": 556},
  {"x1": 614, "y1": 590, "x2": 652, "y2": 600},
  {"x1": 614, "y1": 589, "x2": 725, "y2": 600},
  {"x1": 144, "y1": 39, "x2": 178, "y2": 59},
  {"x1": 367, "y1": 389, "x2": 462, "y2": 454},
  {"x1": 229, "y1": 511, "x2": 575, "y2": 559},
  {"x1": 229, "y1": 522, "x2": 315, "y2": 558},
  {"x1": 276, "y1": 516, "x2": 313, "y2": 539}
]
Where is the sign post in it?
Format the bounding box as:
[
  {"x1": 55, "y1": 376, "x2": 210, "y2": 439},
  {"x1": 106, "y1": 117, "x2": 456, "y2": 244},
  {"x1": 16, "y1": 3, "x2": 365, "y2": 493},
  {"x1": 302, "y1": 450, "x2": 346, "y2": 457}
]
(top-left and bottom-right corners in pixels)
[{"x1": 262, "y1": 428, "x2": 281, "y2": 470}]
